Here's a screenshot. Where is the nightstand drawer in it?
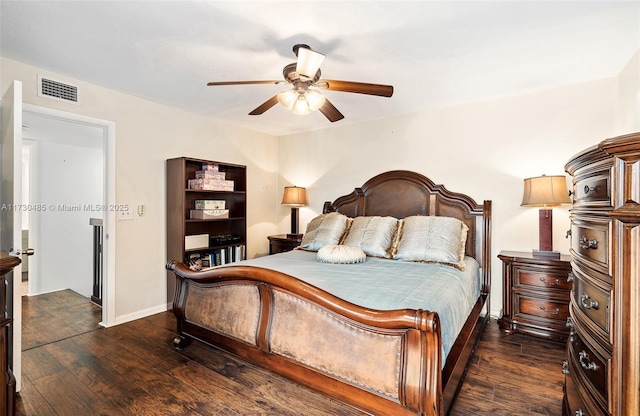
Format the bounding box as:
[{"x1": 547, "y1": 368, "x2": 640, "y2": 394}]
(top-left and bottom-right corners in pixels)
[
  {"x1": 515, "y1": 268, "x2": 572, "y2": 291},
  {"x1": 515, "y1": 294, "x2": 570, "y2": 323},
  {"x1": 268, "y1": 234, "x2": 302, "y2": 254}
]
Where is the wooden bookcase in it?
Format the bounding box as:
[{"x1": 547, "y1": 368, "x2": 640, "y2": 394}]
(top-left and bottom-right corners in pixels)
[{"x1": 166, "y1": 157, "x2": 247, "y2": 305}]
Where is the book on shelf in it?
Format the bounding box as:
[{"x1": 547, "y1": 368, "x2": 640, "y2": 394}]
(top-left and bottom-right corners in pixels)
[{"x1": 187, "y1": 244, "x2": 246, "y2": 271}]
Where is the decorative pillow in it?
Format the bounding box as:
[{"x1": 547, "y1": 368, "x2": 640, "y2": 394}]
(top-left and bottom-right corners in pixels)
[
  {"x1": 341, "y1": 216, "x2": 399, "y2": 258},
  {"x1": 298, "y1": 212, "x2": 350, "y2": 252},
  {"x1": 393, "y1": 215, "x2": 468, "y2": 270},
  {"x1": 317, "y1": 245, "x2": 366, "y2": 264}
]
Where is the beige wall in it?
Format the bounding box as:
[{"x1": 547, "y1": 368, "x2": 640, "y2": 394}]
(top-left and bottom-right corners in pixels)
[
  {"x1": 616, "y1": 50, "x2": 640, "y2": 134},
  {"x1": 277, "y1": 76, "x2": 623, "y2": 317},
  {"x1": 1, "y1": 57, "x2": 279, "y2": 321}
]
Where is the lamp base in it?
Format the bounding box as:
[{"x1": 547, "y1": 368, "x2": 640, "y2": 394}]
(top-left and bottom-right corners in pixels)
[{"x1": 532, "y1": 249, "x2": 561, "y2": 259}]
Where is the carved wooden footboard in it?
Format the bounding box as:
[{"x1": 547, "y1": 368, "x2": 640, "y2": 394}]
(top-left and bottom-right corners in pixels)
[{"x1": 168, "y1": 261, "x2": 444, "y2": 416}]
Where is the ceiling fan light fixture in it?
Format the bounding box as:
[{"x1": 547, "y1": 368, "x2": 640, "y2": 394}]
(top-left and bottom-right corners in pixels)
[
  {"x1": 292, "y1": 94, "x2": 311, "y2": 115},
  {"x1": 277, "y1": 89, "x2": 297, "y2": 110},
  {"x1": 306, "y1": 89, "x2": 326, "y2": 111},
  {"x1": 296, "y1": 46, "x2": 325, "y2": 79}
]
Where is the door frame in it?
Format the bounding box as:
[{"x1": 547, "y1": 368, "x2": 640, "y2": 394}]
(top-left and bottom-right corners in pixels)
[{"x1": 23, "y1": 104, "x2": 117, "y2": 327}]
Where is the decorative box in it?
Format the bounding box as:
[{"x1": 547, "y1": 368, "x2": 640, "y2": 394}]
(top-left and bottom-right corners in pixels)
[
  {"x1": 185, "y1": 234, "x2": 209, "y2": 250},
  {"x1": 195, "y1": 200, "x2": 226, "y2": 210},
  {"x1": 195, "y1": 171, "x2": 226, "y2": 180},
  {"x1": 188, "y1": 179, "x2": 235, "y2": 191},
  {"x1": 190, "y1": 209, "x2": 230, "y2": 220},
  {"x1": 202, "y1": 163, "x2": 219, "y2": 172}
]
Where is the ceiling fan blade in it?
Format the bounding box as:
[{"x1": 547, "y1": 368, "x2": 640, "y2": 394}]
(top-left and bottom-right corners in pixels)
[
  {"x1": 318, "y1": 80, "x2": 393, "y2": 97},
  {"x1": 248, "y1": 95, "x2": 279, "y2": 115},
  {"x1": 318, "y1": 98, "x2": 344, "y2": 122},
  {"x1": 207, "y1": 80, "x2": 282, "y2": 86}
]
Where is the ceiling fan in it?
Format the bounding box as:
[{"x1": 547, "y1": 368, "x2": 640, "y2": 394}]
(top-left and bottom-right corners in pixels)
[{"x1": 207, "y1": 44, "x2": 394, "y2": 122}]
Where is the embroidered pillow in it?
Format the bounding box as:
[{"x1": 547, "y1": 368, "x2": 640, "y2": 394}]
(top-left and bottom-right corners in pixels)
[
  {"x1": 341, "y1": 216, "x2": 398, "y2": 258},
  {"x1": 393, "y1": 215, "x2": 468, "y2": 270},
  {"x1": 299, "y1": 212, "x2": 350, "y2": 252},
  {"x1": 317, "y1": 245, "x2": 367, "y2": 264}
]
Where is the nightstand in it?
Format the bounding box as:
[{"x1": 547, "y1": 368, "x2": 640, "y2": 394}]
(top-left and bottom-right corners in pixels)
[
  {"x1": 497, "y1": 250, "x2": 572, "y2": 342},
  {"x1": 268, "y1": 234, "x2": 302, "y2": 255}
]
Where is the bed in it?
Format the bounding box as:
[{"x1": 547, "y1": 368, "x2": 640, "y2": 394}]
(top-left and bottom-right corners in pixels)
[{"x1": 166, "y1": 170, "x2": 492, "y2": 416}]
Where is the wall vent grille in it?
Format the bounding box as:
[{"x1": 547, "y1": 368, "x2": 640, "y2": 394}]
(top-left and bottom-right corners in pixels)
[{"x1": 38, "y1": 75, "x2": 79, "y2": 103}]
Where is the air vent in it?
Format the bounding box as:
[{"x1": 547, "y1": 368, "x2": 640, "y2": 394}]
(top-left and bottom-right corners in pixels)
[{"x1": 37, "y1": 75, "x2": 79, "y2": 104}]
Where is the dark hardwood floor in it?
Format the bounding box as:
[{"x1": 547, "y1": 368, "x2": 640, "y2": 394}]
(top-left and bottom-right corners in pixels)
[{"x1": 17, "y1": 291, "x2": 565, "y2": 415}]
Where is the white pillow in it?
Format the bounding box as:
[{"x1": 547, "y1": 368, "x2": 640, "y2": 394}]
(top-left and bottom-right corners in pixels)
[
  {"x1": 317, "y1": 245, "x2": 366, "y2": 264},
  {"x1": 341, "y1": 216, "x2": 398, "y2": 258},
  {"x1": 299, "y1": 212, "x2": 350, "y2": 252},
  {"x1": 393, "y1": 215, "x2": 468, "y2": 270}
]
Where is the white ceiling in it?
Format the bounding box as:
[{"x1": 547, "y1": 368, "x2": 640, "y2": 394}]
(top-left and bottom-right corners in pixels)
[{"x1": 1, "y1": 1, "x2": 638, "y2": 137}]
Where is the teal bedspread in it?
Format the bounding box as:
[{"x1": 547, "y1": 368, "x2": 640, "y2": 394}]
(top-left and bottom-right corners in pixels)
[{"x1": 237, "y1": 249, "x2": 481, "y2": 360}]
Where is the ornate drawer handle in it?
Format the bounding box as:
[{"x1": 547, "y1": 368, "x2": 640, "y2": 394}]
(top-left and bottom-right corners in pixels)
[
  {"x1": 539, "y1": 276, "x2": 560, "y2": 286},
  {"x1": 562, "y1": 360, "x2": 570, "y2": 375},
  {"x1": 578, "y1": 350, "x2": 598, "y2": 371},
  {"x1": 579, "y1": 236, "x2": 598, "y2": 250},
  {"x1": 580, "y1": 293, "x2": 599, "y2": 310},
  {"x1": 584, "y1": 185, "x2": 599, "y2": 194},
  {"x1": 566, "y1": 317, "x2": 574, "y2": 328},
  {"x1": 567, "y1": 272, "x2": 574, "y2": 282},
  {"x1": 540, "y1": 306, "x2": 560, "y2": 315},
  {"x1": 575, "y1": 410, "x2": 584, "y2": 416}
]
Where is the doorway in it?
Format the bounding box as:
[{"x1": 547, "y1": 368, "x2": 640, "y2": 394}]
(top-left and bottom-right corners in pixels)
[{"x1": 21, "y1": 104, "x2": 116, "y2": 327}]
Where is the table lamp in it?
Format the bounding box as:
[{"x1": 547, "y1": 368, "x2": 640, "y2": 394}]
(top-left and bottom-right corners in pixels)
[
  {"x1": 281, "y1": 186, "x2": 307, "y2": 238},
  {"x1": 521, "y1": 174, "x2": 571, "y2": 258}
]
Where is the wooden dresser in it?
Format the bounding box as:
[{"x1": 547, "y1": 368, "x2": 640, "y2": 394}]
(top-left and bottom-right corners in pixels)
[
  {"x1": 0, "y1": 251, "x2": 19, "y2": 416},
  {"x1": 563, "y1": 132, "x2": 640, "y2": 416}
]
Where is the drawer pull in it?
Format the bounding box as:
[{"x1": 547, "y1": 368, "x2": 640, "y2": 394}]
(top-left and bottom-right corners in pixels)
[
  {"x1": 578, "y1": 350, "x2": 598, "y2": 371},
  {"x1": 567, "y1": 272, "x2": 574, "y2": 282},
  {"x1": 580, "y1": 293, "x2": 599, "y2": 310},
  {"x1": 575, "y1": 410, "x2": 584, "y2": 416},
  {"x1": 562, "y1": 360, "x2": 570, "y2": 375},
  {"x1": 566, "y1": 317, "x2": 574, "y2": 328},
  {"x1": 584, "y1": 184, "x2": 599, "y2": 194},
  {"x1": 579, "y1": 236, "x2": 598, "y2": 250},
  {"x1": 539, "y1": 306, "x2": 560, "y2": 315},
  {"x1": 539, "y1": 276, "x2": 560, "y2": 286}
]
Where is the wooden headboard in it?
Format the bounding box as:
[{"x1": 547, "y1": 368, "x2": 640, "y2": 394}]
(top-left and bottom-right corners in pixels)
[{"x1": 323, "y1": 170, "x2": 492, "y2": 291}]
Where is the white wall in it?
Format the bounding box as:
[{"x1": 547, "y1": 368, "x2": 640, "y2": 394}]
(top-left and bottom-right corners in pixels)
[
  {"x1": 277, "y1": 77, "x2": 621, "y2": 318},
  {"x1": 616, "y1": 50, "x2": 640, "y2": 134},
  {"x1": 0, "y1": 57, "x2": 279, "y2": 322},
  {"x1": 26, "y1": 139, "x2": 103, "y2": 296}
]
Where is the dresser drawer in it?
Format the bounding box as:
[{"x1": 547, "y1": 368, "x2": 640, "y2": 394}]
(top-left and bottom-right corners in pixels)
[
  {"x1": 514, "y1": 267, "x2": 572, "y2": 291},
  {"x1": 571, "y1": 270, "x2": 610, "y2": 334},
  {"x1": 570, "y1": 218, "x2": 610, "y2": 275},
  {"x1": 514, "y1": 294, "x2": 570, "y2": 323},
  {"x1": 564, "y1": 364, "x2": 607, "y2": 416},
  {"x1": 571, "y1": 159, "x2": 612, "y2": 209},
  {"x1": 568, "y1": 331, "x2": 610, "y2": 408}
]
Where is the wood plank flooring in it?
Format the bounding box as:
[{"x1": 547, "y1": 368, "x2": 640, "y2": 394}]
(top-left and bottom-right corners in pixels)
[{"x1": 17, "y1": 291, "x2": 566, "y2": 415}]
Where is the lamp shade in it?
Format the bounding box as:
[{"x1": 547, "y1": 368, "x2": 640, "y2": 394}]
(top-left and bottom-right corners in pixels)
[
  {"x1": 521, "y1": 175, "x2": 571, "y2": 207},
  {"x1": 281, "y1": 186, "x2": 307, "y2": 207}
]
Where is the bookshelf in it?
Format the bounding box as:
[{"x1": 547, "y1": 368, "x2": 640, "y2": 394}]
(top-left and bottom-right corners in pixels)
[{"x1": 166, "y1": 157, "x2": 246, "y2": 305}]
